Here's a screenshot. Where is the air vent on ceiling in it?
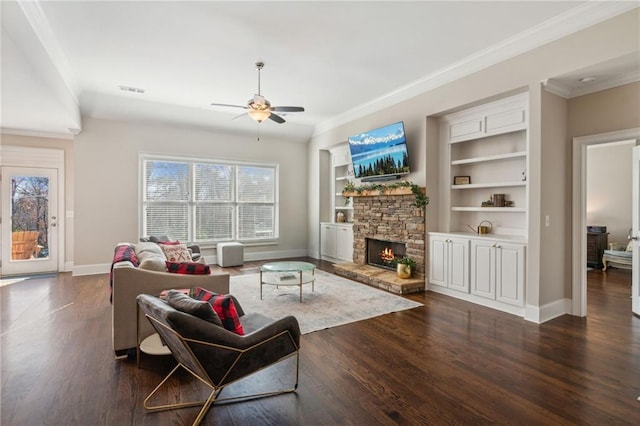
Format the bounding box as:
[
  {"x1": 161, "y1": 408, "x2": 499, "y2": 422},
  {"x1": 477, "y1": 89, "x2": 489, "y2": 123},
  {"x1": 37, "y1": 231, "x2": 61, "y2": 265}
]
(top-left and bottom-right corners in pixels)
[{"x1": 118, "y1": 85, "x2": 145, "y2": 94}]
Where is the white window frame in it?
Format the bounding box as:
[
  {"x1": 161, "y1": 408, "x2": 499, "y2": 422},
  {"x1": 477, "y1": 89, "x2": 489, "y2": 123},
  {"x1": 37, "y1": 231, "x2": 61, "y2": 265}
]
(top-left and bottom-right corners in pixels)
[{"x1": 139, "y1": 154, "x2": 279, "y2": 246}]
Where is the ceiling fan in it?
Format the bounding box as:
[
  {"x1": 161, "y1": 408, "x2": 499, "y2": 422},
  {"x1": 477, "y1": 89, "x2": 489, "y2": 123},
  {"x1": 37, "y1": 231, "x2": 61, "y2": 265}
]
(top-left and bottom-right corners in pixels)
[{"x1": 210, "y1": 62, "x2": 305, "y2": 124}]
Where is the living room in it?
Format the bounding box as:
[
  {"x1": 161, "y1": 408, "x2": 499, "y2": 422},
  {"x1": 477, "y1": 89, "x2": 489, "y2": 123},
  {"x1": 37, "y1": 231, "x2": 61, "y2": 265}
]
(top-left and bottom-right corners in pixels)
[{"x1": 2, "y1": 2, "x2": 640, "y2": 424}]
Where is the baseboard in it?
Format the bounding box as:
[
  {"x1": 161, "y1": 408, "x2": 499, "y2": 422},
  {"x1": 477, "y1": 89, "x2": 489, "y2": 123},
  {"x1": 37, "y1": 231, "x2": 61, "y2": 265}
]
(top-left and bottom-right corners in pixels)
[
  {"x1": 73, "y1": 263, "x2": 110, "y2": 276},
  {"x1": 525, "y1": 298, "x2": 571, "y2": 323}
]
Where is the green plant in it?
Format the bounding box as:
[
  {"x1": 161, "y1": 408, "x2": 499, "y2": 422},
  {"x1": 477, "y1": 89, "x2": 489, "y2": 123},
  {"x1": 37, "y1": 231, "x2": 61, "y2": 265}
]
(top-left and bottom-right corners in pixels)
[
  {"x1": 392, "y1": 255, "x2": 416, "y2": 269},
  {"x1": 341, "y1": 181, "x2": 429, "y2": 209}
]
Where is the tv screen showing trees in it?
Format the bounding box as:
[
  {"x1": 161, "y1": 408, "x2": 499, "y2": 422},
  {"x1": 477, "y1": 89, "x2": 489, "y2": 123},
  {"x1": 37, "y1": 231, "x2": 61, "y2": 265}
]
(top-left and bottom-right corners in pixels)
[{"x1": 347, "y1": 121, "x2": 410, "y2": 180}]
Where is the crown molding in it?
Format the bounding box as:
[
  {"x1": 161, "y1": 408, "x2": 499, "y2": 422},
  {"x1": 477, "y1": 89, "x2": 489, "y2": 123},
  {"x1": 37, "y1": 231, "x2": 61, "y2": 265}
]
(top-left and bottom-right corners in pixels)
[
  {"x1": 17, "y1": 0, "x2": 81, "y2": 101},
  {"x1": 313, "y1": 2, "x2": 639, "y2": 137},
  {"x1": 570, "y1": 69, "x2": 640, "y2": 98},
  {"x1": 1, "y1": 127, "x2": 76, "y2": 140},
  {"x1": 543, "y1": 69, "x2": 640, "y2": 99},
  {"x1": 541, "y1": 79, "x2": 573, "y2": 99}
]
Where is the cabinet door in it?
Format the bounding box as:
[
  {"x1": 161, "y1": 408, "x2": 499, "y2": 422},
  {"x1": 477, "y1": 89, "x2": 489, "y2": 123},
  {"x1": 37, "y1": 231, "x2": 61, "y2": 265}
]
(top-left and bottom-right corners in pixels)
[
  {"x1": 429, "y1": 236, "x2": 449, "y2": 287},
  {"x1": 336, "y1": 226, "x2": 354, "y2": 261},
  {"x1": 320, "y1": 224, "x2": 337, "y2": 258},
  {"x1": 448, "y1": 237, "x2": 469, "y2": 293},
  {"x1": 495, "y1": 242, "x2": 525, "y2": 306},
  {"x1": 448, "y1": 116, "x2": 484, "y2": 143},
  {"x1": 485, "y1": 107, "x2": 526, "y2": 135},
  {"x1": 470, "y1": 240, "x2": 495, "y2": 300}
]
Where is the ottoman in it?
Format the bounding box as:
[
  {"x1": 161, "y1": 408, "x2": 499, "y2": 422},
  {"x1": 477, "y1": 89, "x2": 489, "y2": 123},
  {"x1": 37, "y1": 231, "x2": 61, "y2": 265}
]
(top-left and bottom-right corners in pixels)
[{"x1": 217, "y1": 242, "x2": 244, "y2": 267}]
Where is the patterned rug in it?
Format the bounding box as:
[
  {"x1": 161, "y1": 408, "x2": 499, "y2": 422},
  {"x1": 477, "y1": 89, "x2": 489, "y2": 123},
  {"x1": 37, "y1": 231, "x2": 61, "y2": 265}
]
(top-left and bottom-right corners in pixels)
[{"x1": 229, "y1": 269, "x2": 423, "y2": 334}]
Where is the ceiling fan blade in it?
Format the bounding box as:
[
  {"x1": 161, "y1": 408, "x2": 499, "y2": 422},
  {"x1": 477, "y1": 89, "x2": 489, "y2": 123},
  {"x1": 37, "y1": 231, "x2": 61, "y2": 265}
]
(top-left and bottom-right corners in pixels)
[
  {"x1": 210, "y1": 102, "x2": 247, "y2": 109},
  {"x1": 231, "y1": 112, "x2": 248, "y2": 121},
  {"x1": 272, "y1": 106, "x2": 305, "y2": 113},
  {"x1": 268, "y1": 113, "x2": 286, "y2": 124}
]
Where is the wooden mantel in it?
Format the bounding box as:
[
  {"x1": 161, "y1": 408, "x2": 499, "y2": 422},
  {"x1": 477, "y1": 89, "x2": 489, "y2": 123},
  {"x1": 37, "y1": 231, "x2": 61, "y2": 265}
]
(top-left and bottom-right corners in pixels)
[{"x1": 342, "y1": 186, "x2": 425, "y2": 197}]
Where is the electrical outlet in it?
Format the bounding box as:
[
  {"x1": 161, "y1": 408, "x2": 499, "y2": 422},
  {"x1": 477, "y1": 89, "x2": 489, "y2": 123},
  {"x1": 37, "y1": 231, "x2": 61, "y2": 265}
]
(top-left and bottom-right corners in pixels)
[{"x1": 545, "y1": 215, "x2": 550, "y2": 227}]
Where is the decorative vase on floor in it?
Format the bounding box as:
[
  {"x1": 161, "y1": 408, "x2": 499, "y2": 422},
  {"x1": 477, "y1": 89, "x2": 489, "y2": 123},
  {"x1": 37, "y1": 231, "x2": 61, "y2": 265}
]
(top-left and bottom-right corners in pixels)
[{"x1": 396, "y1": 264, "x2": 411, "y2": 279}]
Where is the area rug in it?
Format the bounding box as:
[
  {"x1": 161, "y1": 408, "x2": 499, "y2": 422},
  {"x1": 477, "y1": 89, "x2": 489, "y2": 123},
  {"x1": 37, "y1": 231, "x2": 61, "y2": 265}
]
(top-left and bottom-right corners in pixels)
[{"x1": 229, "y1": 270, "x2": 423, "y2": 334}]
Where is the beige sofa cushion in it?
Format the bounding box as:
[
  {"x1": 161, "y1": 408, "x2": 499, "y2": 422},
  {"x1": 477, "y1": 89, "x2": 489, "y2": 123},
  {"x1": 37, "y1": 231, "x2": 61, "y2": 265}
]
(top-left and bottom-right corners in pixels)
[{"x1": 135, "y1": 242, "x2": 167, "y2": 271}]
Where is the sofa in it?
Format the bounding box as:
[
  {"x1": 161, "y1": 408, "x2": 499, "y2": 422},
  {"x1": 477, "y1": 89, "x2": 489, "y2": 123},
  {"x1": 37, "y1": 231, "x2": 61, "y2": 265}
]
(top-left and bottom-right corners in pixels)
[{"x1": 111, "y1": 242, "x2": 229, "y2": 357}]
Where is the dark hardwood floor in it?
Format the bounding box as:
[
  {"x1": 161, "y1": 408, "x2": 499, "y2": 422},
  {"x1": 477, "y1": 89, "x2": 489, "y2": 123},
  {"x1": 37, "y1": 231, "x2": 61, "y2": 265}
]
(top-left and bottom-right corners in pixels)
[{"x1": 1, "y1": 259, "x2": 639, "y2": 425}]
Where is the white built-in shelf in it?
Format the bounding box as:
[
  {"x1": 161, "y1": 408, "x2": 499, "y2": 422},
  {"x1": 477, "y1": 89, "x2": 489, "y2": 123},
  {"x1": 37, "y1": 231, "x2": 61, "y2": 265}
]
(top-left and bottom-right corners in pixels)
[
  {"x1": 451, "y1": 181, "x2": 526, "y2": 190},
  {"x1": 451, "y1": 151, "x2": 526, "y2": 165},
  {"x1": 336, "y1": 206, "x2": 353, "y2": 210},
  {"x1": 452, "y1": 207, "x2": 527, "y2": 212},
  {"x1": 335, "y1": 176, "x2": 350, "y2": 181}
]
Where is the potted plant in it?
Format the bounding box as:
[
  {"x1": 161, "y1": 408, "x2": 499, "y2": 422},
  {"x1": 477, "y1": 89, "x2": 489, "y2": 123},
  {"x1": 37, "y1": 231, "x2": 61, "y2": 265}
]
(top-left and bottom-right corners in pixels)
[{"x1": 393, "y1": 255, "x2": 416, "y2": 279}]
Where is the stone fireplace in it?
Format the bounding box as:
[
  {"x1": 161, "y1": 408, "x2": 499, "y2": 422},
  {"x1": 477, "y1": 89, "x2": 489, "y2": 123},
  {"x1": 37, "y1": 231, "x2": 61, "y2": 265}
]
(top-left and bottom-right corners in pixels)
[{"x1": 334, "y1": 188, "x2": 425, "y2": 294}]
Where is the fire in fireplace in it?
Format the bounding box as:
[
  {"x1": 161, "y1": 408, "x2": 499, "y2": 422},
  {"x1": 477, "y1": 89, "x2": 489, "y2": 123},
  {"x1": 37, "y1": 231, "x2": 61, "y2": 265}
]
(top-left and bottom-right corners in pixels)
[{"x1": 366, "y1": 238, "x2": 407, "y2": 271}]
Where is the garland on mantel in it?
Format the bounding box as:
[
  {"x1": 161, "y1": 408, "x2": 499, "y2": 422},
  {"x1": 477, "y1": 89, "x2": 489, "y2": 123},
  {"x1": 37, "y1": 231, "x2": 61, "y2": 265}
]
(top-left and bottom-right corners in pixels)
[{"x1": 342, "y1": 181, "x2": 429, "y2": 209}]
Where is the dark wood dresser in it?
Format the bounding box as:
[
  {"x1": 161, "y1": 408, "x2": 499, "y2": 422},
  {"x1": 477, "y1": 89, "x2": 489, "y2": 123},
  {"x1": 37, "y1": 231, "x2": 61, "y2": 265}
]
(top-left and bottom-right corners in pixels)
[{"x1": 587, "y1": 232, "x2": 608, "y2": 269}]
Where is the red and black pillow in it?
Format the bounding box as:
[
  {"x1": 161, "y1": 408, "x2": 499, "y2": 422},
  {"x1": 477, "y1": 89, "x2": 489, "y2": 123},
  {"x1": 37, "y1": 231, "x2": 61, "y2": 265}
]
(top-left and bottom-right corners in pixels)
[
  {"x1": 165, "y1": 261, "x2": 210, "y2": 275},
  {"x1": 191, "y1": 287, "x2": 244, "y2": 335}
]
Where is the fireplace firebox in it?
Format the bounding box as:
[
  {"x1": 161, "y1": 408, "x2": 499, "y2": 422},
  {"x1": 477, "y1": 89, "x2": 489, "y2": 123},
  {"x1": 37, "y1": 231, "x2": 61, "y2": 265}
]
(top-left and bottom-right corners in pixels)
[{"x1": 366, "y1": 238, "x2": 406, "y2": 271}]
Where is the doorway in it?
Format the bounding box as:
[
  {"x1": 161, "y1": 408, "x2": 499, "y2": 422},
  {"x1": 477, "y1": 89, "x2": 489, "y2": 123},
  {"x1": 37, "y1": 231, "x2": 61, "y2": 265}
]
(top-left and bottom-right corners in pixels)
[
  {"x1": 572, "y1": 128, "x2": 639, "y2": 316},
  {"x1": 0, "y1": 146, "x2": 65, "y2": 277}
]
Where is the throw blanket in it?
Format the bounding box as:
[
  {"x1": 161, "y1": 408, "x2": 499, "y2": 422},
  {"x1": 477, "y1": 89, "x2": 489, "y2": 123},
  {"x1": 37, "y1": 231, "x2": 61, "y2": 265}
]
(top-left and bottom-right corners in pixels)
[{"x1": 109, "y1": 244, "x2": 139, "y2": 303}]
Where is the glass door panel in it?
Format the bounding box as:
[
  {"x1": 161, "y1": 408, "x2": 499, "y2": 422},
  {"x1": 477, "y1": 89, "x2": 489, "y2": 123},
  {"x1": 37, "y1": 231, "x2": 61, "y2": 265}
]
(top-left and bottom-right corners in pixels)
[{"x1": 1, "y1": 167, "x2": 58, "y2": 276}]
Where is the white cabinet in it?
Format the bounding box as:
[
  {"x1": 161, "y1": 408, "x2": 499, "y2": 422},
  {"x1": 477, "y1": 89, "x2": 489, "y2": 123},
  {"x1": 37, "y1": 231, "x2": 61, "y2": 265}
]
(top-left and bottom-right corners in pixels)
[
  {"x1": 440, "y1": 93, "x2": 529, "y2": 238},
  {"x1": 321, "y1": 223, "x2": 353, "y2": 262},
  {"x1": 446, "y1": 96, "x2": 527, "y2": 144},
  {"x1": 320, "y1": 223, "x2": 337, "y2": 258},
  {"x1": 429, "y1": 232, "x2": 526, "y2": 316},
  {"x1": 470, "y1": 239, "x2": 525, "y2": 307},
  {"x1": 429, "y1": 234, "x2": 469, "y2": 293},
  {"x1": 336, "y1": 225, "x2": 354, "y2": 261}
]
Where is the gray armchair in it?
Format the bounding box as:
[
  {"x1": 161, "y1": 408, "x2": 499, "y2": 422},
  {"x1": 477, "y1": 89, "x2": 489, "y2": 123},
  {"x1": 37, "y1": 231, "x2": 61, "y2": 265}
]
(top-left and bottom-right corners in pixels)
[{"x1": 136, "y1": 294, "x2": 300, "y2": 426}]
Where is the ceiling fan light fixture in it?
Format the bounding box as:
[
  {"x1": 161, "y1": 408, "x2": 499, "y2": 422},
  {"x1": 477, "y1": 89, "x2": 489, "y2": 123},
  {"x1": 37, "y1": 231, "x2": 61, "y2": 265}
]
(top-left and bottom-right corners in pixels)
[{"x1": 247, "y1": 109, "x2": 271, "y2": 122}]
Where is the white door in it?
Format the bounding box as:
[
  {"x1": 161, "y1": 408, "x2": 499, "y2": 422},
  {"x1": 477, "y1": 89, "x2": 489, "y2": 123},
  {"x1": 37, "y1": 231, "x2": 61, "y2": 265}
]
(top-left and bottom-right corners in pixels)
[
  {"x1": 632, "y1": 146, "x2": 640, "y2": 315},
  {"x1": 1, "y1": 167, "x2": 59, "y2": 276}
]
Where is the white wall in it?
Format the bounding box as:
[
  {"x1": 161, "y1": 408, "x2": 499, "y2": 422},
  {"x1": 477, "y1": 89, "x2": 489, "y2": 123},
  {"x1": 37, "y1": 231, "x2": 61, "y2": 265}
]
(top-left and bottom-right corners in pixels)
[
  {"x1": 307, "y1": 8, "x2": 639, "y2": 319},
  {"x1": 73, "y1": 117, "x2": 309, "y2": 270},
  {"x1": 587, "y1": 141, "x2": 635, "y2": 244}
]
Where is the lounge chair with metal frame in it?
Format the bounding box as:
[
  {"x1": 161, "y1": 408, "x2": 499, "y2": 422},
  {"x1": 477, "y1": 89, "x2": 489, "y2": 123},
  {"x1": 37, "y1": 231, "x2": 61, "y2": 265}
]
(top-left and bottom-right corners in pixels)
[{"x1": 136, "y1": 293, "x2": 301, "y2": 426}]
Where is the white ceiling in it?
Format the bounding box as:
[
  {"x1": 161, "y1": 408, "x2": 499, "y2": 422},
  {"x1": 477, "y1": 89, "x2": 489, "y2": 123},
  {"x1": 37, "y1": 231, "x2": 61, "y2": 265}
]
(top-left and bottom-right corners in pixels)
[{"x1": 1, "y1": 1, "x2": 638, "y2": 143}]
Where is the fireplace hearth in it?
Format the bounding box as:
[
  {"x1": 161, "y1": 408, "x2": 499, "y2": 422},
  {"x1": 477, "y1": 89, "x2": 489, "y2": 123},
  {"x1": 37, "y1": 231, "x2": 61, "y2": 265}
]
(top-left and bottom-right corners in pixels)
[{"x1": 367, "y1": 238, "x2": 406, "y2": 271}]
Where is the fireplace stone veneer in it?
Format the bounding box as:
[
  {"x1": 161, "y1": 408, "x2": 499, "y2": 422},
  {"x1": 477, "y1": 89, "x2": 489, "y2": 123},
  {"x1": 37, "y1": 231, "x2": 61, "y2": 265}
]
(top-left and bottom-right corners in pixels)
[{"x1": 334, "y1": 192, "x2": 425, "y2": 294}]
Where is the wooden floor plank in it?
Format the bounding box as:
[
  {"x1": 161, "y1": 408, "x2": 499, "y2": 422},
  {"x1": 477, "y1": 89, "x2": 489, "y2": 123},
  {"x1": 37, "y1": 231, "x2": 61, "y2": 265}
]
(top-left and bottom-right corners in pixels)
[{"x1": 1, "y1": 259, "x2": 638, "y2": 425}]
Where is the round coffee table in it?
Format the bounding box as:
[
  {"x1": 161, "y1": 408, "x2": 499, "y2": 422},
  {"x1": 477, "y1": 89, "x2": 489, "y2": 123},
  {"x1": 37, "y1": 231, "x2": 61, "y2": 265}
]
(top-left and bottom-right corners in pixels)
[{"x1": 259, "y1": 261, "x2": 316, "y2": 302}]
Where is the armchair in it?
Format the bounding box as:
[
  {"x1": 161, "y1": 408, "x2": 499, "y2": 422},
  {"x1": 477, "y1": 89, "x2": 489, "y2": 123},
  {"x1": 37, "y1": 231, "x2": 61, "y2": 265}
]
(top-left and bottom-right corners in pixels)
[{"x1": 136, "y1": 294, "x2": 300, "y2": 426}]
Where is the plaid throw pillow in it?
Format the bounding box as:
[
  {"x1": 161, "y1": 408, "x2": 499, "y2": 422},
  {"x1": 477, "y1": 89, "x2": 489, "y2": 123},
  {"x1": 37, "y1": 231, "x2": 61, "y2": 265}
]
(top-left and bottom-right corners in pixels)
[
  {"x1": 191, "y1": 288, "x2": 244, "y2": 335},
  {"x1": 165, "y1": 261, "x2": 210, "y2": 275}
]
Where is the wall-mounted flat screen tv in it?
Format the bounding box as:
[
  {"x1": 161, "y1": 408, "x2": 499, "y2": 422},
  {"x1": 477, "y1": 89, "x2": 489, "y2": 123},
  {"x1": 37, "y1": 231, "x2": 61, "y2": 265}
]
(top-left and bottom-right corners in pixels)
[{"x1": 347, "y1": 121, "x2": 410, "y2": 181}]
